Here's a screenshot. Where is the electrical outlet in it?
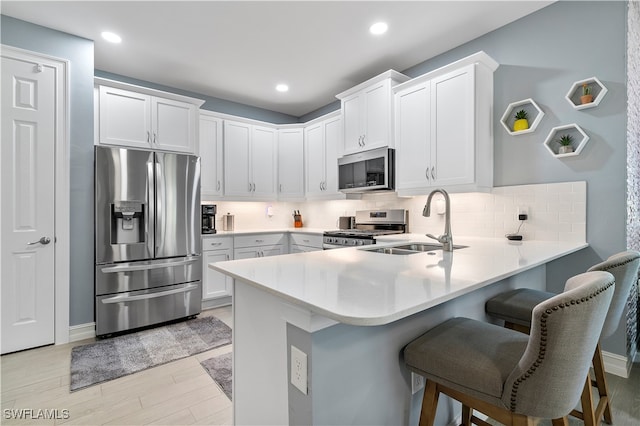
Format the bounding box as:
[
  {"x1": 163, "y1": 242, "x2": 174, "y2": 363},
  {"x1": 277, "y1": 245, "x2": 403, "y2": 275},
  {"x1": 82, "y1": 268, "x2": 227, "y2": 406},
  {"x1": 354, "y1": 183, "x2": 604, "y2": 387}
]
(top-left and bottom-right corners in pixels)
[
  {"x1": 291, "y1": 345, "x2": 308, "y2": 395},
  {"x1": 411, "y1": 372, "x2": 424, "y2": 394},
  {"x1": 517, "y1": 205, "x2": 529, "y2": 221}
]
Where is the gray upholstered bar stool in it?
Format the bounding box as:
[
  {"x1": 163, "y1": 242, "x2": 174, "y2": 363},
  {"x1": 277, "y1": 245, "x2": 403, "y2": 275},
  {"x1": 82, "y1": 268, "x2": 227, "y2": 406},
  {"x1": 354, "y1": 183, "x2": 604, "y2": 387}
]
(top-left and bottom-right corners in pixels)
[
  {"x1": 485, "y1": 250, "x2": 640, "y2": 425},
  {"x1": 403, "y1": 271, "x2": 615, "y2": 426}
]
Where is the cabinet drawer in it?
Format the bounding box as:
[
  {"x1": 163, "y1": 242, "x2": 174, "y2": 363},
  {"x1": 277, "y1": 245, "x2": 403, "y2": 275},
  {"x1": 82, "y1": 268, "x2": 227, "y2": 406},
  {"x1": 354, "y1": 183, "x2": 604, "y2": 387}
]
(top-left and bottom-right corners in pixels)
[
  {"x1": 202, "y1": 236, "x2": 233, "y2": 251},
  {"x1": 289, "y1": 233, "x2": 323, "y2": 248},
  {"x1": 235, "y1": 233, "x2": 285, "y2": 248}
]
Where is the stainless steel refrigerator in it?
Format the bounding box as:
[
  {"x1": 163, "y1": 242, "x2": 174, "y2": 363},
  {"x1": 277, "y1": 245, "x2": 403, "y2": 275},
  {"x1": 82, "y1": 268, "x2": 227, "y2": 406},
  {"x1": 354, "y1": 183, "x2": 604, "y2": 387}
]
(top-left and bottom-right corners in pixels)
[{"x1": 94, "y1": 146, "x2": 202, "y2": 336}]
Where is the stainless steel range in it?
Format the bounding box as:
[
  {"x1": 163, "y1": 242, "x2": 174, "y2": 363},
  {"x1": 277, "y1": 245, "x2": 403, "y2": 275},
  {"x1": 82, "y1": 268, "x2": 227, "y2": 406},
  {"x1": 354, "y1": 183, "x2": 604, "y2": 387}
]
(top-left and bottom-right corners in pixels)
[{"x1": 323, "y1": 209, "x2": 407, "y2": 249}]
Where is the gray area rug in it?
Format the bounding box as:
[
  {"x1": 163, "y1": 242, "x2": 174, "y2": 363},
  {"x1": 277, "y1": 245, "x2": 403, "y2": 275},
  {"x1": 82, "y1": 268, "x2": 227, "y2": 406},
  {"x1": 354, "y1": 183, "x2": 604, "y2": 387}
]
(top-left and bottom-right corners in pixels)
[
  {"x1": 201, "y1": 352, "x2": 232, "y2": 400},
  {"x1": 70, "y1": 316, "x2": 232, "y2": 391}
]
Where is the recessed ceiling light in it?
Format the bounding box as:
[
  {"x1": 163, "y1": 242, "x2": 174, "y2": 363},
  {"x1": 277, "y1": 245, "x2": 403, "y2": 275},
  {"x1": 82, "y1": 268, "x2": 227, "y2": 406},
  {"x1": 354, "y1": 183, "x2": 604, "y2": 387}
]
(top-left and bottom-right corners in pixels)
[
  {"x1": 101, "y1": 31, "x2": 122, "y2": 43},
  {"x1": 369, "y1": 22, "x2": 388, "y2": 35},
  {"x1": 276, "y1": 84, "x2": 289, "y2": 93}
]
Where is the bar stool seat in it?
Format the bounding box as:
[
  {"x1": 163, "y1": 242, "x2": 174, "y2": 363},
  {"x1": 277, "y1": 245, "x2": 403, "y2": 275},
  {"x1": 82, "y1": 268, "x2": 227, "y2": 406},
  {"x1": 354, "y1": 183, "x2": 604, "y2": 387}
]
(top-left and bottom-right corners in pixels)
[{"x1": 485, "y1": 250, "x2": 640, "y2": 425}]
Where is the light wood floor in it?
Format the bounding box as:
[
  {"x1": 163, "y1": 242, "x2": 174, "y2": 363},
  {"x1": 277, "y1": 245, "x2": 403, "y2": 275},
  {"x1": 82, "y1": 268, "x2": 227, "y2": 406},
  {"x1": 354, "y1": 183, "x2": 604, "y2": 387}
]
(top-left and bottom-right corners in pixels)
[
  {"x1": 1, "y1": 306, "x2": 233, "y2": 425},
  {"x1": 2, "y1": 305, "x2": 639, "y2": 425}
]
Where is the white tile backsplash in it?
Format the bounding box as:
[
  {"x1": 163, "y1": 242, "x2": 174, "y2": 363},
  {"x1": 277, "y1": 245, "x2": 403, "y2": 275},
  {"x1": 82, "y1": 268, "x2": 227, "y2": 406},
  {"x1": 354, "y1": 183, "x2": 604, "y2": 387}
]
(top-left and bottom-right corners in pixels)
[{"x1": 205, "y1": 181, "x2": 586, "y2": 243}]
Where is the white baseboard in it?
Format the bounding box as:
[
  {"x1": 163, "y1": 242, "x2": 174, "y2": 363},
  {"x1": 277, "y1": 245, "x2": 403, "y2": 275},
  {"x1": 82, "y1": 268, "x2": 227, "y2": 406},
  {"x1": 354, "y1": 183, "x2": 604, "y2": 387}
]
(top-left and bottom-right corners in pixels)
[
  {"x1": 202, "y1": 296, "x2": 232, "y2": 311},
  {"x1": 602, "y1": 350, "x2": 630, "y2": 378},
  {"x1": 69, "y1": 322, "x2": 96, "y2": 342}
]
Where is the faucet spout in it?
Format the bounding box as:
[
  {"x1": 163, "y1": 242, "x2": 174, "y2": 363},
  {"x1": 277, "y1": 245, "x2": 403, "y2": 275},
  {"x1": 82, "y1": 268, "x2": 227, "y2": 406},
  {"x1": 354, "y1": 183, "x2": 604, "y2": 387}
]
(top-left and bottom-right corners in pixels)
[{"x1": 423, "y1": 189, "x2": 453, "y2": 251}]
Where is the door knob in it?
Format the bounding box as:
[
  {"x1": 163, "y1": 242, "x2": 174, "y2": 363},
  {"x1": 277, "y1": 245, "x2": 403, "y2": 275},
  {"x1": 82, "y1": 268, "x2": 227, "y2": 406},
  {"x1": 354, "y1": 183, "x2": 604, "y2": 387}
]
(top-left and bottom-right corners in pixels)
[{"x1": 27, "y1": 236, "x2": 51, "y2": 245}]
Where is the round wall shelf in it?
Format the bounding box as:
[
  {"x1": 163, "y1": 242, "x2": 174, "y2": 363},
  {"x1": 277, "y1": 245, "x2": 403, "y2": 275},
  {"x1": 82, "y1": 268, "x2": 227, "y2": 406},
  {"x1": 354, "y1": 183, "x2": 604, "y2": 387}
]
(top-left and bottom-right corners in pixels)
[
  {"x1": 543, "y1": 124, "x2": 589, "y2": 158},
  {"x1": 500, "y1": 98, "x2": 545, "y2": 136},
  {"x1": 565, "y1": 77, "x2": 608, "y2": 110}
]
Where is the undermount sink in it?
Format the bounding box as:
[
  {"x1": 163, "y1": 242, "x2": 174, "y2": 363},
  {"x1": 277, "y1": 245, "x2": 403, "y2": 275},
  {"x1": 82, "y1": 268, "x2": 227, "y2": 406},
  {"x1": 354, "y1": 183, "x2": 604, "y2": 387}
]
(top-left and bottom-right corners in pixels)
[{"x1": 361, "y1": 243, "x2": 468, "y2": 255}]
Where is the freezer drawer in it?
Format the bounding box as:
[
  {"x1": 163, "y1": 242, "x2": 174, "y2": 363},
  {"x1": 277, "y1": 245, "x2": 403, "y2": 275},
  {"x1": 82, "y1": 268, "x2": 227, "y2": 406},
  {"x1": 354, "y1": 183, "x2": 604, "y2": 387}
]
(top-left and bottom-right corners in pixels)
[
  {"x1": 96, "y1": 281, "x2": 202, "y2": 336},
  {"x1": 95, "y1": 256, "x2": 202, "y2": 296}
]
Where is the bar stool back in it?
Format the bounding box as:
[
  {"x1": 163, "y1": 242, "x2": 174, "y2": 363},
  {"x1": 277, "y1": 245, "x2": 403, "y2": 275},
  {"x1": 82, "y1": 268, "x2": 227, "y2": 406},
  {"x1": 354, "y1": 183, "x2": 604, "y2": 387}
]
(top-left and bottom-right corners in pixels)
[{"x1": 485, "y1": 250, "x2": 640, "y2": 425}]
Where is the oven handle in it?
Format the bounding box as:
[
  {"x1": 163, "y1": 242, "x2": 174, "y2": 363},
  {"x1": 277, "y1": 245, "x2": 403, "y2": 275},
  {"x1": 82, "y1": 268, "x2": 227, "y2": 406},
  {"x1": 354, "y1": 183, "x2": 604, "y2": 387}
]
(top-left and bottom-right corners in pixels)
[
  {"x1": 100, "y1": 257, "x2": 200, "y2": 273},
  {"x1": 323, "y1": 243, "x2": 348, "y2": 250},
  {"x1": 101, "y1": 283, "x2": 199, "y2": 304}
]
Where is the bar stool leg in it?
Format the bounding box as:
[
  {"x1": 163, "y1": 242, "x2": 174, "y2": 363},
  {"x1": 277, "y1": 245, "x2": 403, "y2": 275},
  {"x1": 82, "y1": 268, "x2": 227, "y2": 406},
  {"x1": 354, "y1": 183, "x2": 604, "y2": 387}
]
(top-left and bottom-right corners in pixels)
[
  {"x1": 592, "y1": 343, "x2": 613, "y2": 424},
  {"x1": 419, "y1": 379, "x2": 439, "y2": 426},
  {"x1": 461, "y1": 405, "x2": 472, "y2": 426}
]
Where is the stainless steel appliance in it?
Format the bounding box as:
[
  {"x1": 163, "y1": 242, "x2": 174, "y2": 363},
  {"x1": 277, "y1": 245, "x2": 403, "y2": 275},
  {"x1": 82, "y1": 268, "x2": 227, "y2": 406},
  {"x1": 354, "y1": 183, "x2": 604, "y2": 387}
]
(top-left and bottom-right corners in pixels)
[
  {"x1": 202, "y1": 205, "x2": 217, "y2": 234},
  {"x1": 338, "y1": 148, "x2": 395, "y2": 193},
  {"x1": 338, "y1": 216, "x2": 355, "y2": 230},
  {"x1": 94, "y1": 146, "x2": 202, "y2": 337},
  {"x1": 323, "y1": 209, "x2": 407, "y2": 249}
]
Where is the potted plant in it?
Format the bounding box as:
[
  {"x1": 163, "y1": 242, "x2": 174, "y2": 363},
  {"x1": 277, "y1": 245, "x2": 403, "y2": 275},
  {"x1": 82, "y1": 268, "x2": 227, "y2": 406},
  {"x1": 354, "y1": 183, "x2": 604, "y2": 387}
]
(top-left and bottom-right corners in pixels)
[
  {"x1": 581, "y1": 83, "x2": 593, "y2": 104},
  {"x1": 512, "y1": 109, "x2": 529, "y2": 132},
  {"x1": 557, "y1": 134, "x2": 574, "y2": 154}
]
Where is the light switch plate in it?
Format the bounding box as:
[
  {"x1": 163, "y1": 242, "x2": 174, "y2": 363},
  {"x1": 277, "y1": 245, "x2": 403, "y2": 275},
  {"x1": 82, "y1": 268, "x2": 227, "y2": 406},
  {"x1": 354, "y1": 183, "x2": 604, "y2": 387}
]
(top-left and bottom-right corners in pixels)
[{"x1": 291, "y1": 345, "x2": 308, "y2": 394}]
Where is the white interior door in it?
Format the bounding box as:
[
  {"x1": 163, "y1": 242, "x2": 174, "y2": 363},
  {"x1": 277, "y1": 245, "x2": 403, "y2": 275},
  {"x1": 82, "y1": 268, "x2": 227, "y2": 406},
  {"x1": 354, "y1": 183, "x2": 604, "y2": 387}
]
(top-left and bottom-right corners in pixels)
[{"x1": 1, "y1": 54, "x2": 56, "y2": 354}]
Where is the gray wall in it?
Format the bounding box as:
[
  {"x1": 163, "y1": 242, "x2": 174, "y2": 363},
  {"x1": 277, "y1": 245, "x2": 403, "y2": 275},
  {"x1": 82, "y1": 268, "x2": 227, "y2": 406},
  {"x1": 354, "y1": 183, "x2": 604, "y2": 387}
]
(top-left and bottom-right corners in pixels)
[
  {"x1": 94, "y1": 70, "x2": 298, "y2": 124},
  {"x1": 1, "y1": 15, "x2": 95, "y2": 326},
  {"x1": 401, "y1": 1, "x2": 629, "y2": 354}
]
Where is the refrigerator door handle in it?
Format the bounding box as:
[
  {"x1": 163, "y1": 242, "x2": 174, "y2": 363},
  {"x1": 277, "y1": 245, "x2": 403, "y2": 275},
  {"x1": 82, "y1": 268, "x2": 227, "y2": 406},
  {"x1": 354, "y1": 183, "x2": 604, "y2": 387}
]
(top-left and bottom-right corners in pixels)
[
  {"x1": 155, "y1": 155, "x2": 165, "y2": 254},
  {"x1": 100, "y1": 257, "x2": 200, "y2": 273},
  {"x1": 100, "y1": 283, "x2": 199, "y2": 304}
]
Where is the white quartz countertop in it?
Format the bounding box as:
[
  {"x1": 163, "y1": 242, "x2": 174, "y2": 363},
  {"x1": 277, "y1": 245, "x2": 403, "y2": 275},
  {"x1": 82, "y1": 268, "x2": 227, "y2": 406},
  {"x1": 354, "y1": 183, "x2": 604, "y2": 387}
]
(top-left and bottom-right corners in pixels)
[{"x1": 210, "y1": 236, "x2": 588, "y2": 326}]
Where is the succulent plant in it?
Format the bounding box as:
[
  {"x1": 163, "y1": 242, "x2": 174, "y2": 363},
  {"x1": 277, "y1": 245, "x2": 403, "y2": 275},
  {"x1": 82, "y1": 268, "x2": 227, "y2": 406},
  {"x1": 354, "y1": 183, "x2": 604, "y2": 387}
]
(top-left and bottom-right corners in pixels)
[
  {"x1": 582, "y1": 83, "x2": 592, "y2": 96},
  {"x1": 558, "y1": 134, "x2": 573, "y2": 146},
  {"x1": 514, "y1": 109, "x2": 528, "y2": 120}
]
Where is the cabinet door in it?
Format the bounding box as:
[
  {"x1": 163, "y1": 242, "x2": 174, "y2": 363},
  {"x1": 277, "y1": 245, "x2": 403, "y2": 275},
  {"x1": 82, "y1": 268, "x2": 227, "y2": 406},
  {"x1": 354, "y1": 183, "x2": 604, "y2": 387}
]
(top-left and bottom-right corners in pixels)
[
  {"x1": 151, "y1": 97, "x2": 197, "y2": 153},
  {"x1": 234, "y1": 247, "x2": 260, "y2": 260},
  {"x1": 224, "y1": 121, "x2": 252, "y2": 197},
  {"x1": 200, "y1": 114, "x2": 223, "y2": 196},
  {"x1": 363, "y1": 80, "x2": 390, "y2": 150},
  {"x1": 99, "y1": 86, "x2": 151, "y2": 148},
  {"x1": 431, "y1": 65, "x2": 475, "y2": 186},
  {"x1": 342, "y1": 93, "x2": 362, "y2": 154},
  {"x1": 395, "y1": 82, "x2": 432, "y2": 190},
  {"x1": 277, "y1": 128, "x2": 304, "y2": 199},
  {"x1": 323, "y1": 116, "x2": 341, "y2": 195},
  {"x1": 304, "y1": 122, "x2": 325, "y2": 197},
  {"x1": 203, "y1": 250, "x2": 232, "y2": 299},
  {"x1": 251, "y1": 126, "x2": 277, "y2": 197},
  {"x1": 260, "y1": 245, "x2": 284, "y2": 257}
]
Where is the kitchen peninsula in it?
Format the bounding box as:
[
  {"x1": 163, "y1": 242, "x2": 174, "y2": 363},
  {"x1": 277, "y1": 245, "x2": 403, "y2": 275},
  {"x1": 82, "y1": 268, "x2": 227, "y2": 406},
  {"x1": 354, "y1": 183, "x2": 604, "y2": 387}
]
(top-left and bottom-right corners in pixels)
[{"x1": 211, "y1": 236, "x2": 587, "y2": 425}]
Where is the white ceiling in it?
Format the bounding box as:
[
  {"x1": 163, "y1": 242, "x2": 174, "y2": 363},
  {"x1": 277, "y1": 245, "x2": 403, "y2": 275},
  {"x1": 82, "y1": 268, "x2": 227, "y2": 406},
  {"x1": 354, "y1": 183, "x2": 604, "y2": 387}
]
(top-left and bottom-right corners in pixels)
[{"x1": 1, "y1": 1, "x2": 553, "y2": 117}]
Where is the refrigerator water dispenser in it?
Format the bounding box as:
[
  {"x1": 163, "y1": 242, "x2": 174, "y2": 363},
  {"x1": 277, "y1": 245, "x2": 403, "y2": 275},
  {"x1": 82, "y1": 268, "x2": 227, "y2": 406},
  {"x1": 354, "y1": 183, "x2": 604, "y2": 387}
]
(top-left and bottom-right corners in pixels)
[{"x1": 111, "y1": 201, "x2": 145, "y2": 244}]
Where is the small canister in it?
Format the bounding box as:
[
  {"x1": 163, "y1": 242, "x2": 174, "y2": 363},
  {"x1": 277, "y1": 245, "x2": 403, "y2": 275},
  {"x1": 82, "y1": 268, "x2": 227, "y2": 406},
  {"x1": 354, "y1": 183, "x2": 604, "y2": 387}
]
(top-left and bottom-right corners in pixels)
[{"x1": 222, "y1": 213, "x2": 234, "y2": 231}]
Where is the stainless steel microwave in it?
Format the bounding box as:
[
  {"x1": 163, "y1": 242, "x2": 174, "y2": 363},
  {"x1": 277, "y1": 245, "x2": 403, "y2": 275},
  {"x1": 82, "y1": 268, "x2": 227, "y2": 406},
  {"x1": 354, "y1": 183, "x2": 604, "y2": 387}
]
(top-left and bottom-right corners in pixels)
[{"x1": 338, "y1": 148, "x2": 395, "y2": 193}]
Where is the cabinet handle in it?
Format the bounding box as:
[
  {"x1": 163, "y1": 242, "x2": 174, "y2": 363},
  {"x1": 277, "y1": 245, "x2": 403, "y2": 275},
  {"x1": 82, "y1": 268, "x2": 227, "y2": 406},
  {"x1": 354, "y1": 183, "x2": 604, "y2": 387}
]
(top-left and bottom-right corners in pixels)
[
  {"x1": 319, "y1": 182, "x2": 323, "y2": 190},
  {"x1": 153, "y1": 132, "x2": 157, "y2": 144},
  {"x1": 211, "y1": 242, "x2": 222, "y2": 246},
  {"x1": 425, "y1": 169, "x2": 430, "y2": 181},
  {"x1": 361, "y1": 134, "x2": 366, "y2": 146},
  {"x1": 226, "y1": 254, "x2": 230, "y2": 261},
  {"x1": 253, "y1": 183, "x2": 256, "y2": 192},
  {"x1": 279, "y1": 184, "x2": 283, "y2": 192},
  {"x1": 249, "y1": 183, "x2": 252, "y2": 192},
  {"x1": 431, "y1": 166, "x2": 436, "y2": 181},
  {"x1": 217, "y1": 181, "x2": 221, "y2": 191},
  {"x1": 256, "y1": 239, "x2": 264, "y2": 243},
  {"x1": 147, "y1": 131, "x2": 151, "y2": 143}
]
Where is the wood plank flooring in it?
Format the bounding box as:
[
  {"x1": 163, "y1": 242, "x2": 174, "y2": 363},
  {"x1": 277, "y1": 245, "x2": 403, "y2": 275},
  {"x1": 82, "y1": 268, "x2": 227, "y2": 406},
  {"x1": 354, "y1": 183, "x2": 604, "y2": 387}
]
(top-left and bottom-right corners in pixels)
[
  {"x1": 1, "y1": 307, "x2": 233, "y2": 425},
  {"x1": 2, "y1": 305, "x2": 639, "y2": 425}
]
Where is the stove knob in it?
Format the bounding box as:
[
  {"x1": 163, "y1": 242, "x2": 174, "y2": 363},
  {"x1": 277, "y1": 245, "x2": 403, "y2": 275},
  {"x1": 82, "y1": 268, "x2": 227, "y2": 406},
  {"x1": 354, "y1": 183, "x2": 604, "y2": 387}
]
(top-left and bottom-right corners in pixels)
[{"x1": 356, "y1": 240, "x2": 364, "y2": 246}]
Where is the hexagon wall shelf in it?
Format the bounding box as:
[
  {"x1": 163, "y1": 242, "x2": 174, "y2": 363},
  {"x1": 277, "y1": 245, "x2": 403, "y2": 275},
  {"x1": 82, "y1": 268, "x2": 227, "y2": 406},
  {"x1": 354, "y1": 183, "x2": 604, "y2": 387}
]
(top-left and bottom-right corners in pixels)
[
  {"x1": 543, "y1": 124, "x2": 589, "y2": 158},
  {"x1": 565, "y1": 77, "x2": 608, "y2": 110},
  {"x1": 500, "y1": 98, "x2": 545, "y2": 136}
]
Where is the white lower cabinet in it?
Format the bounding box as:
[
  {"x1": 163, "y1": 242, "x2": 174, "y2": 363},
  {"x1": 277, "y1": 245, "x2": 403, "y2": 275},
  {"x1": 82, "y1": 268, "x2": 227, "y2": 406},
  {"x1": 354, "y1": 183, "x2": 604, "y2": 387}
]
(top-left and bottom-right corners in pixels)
[
  {"x1": 233, "y1": 233, "x2": 286, "y2": 259},
  {"x1": 202, "y1": 236, "x2": 234, "y2": 301},
  {"x1": 289, "y1": 233, "x2": 323, "y2": 253}
]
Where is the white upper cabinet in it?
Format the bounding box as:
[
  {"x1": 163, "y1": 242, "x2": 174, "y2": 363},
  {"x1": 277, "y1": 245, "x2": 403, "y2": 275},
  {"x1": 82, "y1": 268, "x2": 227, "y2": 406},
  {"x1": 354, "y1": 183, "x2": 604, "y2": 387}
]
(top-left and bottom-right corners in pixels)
[
  {"x1": 337, "y1": 70, "x2": 410, "y2": 155},
  {"x1": 277, "y1": 128, "x2": 305, "y2": 200},
  {"x1": 304, "y1": 113, "x2": 343, "y2": 199},
  {"x1": 199, "y1": 112, "x2": 223, "y2": 198},
  {"x1": 394, "y1": 52, "x2": 498, "y2": 196},
  {"x1": 223, "y1": 120, "x2": 277, "y2": 200},
  {"x1": 96, "y1": 79, "x2": 203, "y2": 153}
]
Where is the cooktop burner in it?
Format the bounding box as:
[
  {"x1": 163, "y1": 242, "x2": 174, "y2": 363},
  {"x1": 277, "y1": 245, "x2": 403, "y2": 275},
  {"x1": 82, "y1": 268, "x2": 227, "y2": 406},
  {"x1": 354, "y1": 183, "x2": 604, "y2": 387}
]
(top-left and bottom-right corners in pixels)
[{"x1": 323, "y1": 229, "x2": 404, "y2": 238}]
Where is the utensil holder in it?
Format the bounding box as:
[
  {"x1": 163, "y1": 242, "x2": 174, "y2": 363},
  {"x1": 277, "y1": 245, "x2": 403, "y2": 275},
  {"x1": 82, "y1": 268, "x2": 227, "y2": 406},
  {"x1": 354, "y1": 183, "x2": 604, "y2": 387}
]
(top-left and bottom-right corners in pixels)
[{"x1": 294, "y1": 214, "x2": 303, "y2": 228}]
